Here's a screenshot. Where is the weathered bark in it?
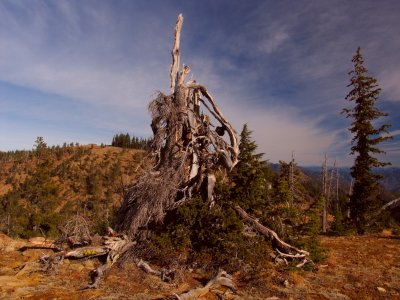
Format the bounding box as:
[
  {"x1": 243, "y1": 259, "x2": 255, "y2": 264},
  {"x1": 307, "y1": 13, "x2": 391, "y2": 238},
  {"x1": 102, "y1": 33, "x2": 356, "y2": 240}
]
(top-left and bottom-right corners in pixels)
[
  {"x1": 365, "y1": 197, "x2": 400, "y2": 227},
  {"x1": 116, "y1": 14, "x2": 239, "y2": 240},
  {"x1": 170, "y1": 14, "x2": 183, "y2": 93}
]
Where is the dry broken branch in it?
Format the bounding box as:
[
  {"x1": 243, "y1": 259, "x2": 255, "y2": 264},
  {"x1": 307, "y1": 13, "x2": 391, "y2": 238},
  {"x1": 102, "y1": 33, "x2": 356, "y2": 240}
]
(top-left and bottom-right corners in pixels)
[
  {"x1": 59, "y1": 215, "x2": 91, "y2": 247},
  {"x1": 174, "y1": 270, "x2": 236, "y2": 299},
  {"x1": 20, "y1": 237, "x2": 63, "y2": 252},
  {"x1": 233, "y1": 205, "x2": 310, "y2": 263},
  {"x1": 380, "y1": 197, "x2": 400, "y2": 212}
]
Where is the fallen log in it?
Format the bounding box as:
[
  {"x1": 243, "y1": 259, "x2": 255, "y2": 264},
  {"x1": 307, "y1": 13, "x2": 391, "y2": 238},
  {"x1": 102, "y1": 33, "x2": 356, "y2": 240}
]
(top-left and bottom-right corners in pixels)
[
  {"x1": 20, "y1": 237, "x2": 63, "y2": 252},
  {"x1": 65, "y1": 246, "x2": 109, "y2": 259}
]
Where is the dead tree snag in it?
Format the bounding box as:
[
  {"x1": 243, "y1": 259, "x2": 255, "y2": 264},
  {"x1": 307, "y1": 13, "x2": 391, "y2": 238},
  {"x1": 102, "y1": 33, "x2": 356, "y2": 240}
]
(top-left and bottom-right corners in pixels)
[{"x1": 116, "y1": 14, "x2": 239, "y2": 239}]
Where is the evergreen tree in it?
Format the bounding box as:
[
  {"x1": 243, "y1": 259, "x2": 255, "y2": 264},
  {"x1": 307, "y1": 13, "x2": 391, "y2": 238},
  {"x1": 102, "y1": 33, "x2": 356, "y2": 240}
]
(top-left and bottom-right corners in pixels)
[
  {"x1": 34, "y1": 136, "x2": 48, "y2": 160},
  {"x1": 342, "y1": 47, "x2": 392, "y2": 234},
  {"x1": 230, "y1": 124, "x2": 267, "y2": 213},
  {"x1": 22, "y1": 153, "x2": 61, "y2": 237}
]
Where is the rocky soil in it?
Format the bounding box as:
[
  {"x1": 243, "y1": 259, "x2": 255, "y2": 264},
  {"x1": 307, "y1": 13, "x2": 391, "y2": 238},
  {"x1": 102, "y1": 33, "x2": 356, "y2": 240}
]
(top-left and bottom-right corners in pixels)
[{"x1": 0, "y1": 233, "x2": 399, "y2": 299}]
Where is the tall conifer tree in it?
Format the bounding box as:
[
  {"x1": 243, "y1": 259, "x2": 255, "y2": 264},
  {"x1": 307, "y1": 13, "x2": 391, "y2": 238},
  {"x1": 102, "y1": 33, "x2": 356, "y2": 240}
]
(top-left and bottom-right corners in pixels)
[
  {"x1": 343, "y1": 47, "x2": 392, "y2": 234},
  {"x1": 230, "y1": 124, "x2": 267, "y2": 212}
]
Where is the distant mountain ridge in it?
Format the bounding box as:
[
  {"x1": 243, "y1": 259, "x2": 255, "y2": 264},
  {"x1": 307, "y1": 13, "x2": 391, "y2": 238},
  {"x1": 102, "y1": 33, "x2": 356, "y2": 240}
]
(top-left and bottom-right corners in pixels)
[
  {"x1": 268, "y1": 163, "x2": 400, "y2": 193},
  {"x1": 300, "y1": 166, "x2": 400, "y2": 194}
]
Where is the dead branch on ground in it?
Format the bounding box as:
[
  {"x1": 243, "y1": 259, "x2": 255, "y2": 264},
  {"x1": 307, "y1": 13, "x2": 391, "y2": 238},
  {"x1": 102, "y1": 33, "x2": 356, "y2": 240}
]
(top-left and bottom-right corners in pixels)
[
  {"x1": 174, "y1": 270, "x2": 236, "y2": 299},
  {"x1": 233, "y1": 205, "x2": 310, "y2": 266}
]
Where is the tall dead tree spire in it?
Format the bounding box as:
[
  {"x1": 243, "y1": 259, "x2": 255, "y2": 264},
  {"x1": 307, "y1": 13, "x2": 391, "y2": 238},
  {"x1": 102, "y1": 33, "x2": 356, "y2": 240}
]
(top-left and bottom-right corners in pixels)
[
  {"x1": 289, "y1": 151, "x2": 295, "y2": 208},
  {"x1": 170, "y1": 14, "x2": 183, "y2": 93},
  {"x1": 322, "y1": 153, "x2": 328, "y2": 233}
]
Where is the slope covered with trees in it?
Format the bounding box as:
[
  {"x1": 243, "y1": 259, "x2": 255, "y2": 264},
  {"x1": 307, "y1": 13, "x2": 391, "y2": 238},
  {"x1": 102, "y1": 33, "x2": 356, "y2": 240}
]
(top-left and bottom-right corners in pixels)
[{"x1": 0, "y1": 140, "x2": 144, "y2": 238}]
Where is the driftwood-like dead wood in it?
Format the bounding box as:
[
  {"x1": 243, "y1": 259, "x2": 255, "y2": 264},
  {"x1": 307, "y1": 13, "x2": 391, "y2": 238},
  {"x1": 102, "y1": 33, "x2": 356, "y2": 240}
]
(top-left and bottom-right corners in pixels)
[
  {"x1": 233, "y1": 205, "x2": 310, "y2": 264},
  {"x1": 68, "y1": 234, "x2": 134, "y2": 289},
  {"x1": 367, "y1": 197, "x2": 400, "y2": 227},
  {"x1": 170, "y1": 14, "x2": 183, "y2": 93},
  {"x1": 380, "y1": 197, "x2": 400, "y2": 212},
  {"x1": 135, "y1": 258, "x2": 174, "y2": 282},
  {"x1": 116, "y1": 14, "x2": 239, "y2": 240},
  {"x1": 65, "y1": 246, "x2": 109, "y2": 259},
  {"x1": 174, "y1": 270, "x2": 236, "y2": 300},
  {"x1": 39, "y1": 253, "x2": 64, "y2": 273}
]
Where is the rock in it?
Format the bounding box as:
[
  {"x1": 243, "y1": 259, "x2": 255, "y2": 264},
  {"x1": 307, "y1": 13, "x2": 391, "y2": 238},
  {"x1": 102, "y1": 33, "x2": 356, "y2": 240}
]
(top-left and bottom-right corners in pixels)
[
  {"x1": 320, "y1": 291, "x2": 352, "y2": 300},
  {"x1": 377, "y1": 287, "x2": 386, "y2": 293},
  {"x1": 283, "y1": 279, "x2": 290, "y2": 287},
  {"x1": 0, "y1": 233, "x2": 25, "y2": 251},
  {"x1": 343, "y1": 283, "x2": 355, "y2": 290}
]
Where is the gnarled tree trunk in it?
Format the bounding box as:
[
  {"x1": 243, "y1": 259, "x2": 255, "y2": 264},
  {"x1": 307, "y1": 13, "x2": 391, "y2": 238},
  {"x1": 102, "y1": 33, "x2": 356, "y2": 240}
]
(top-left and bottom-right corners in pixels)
[{"x1": 116, "y1": 14, "x2": 239, "y2": 240}]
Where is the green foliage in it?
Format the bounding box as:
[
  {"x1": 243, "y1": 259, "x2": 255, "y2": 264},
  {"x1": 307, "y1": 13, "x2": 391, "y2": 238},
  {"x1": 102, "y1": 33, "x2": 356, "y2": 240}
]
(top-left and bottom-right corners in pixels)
[
  {"x1": 0, "y1": 139, "x2": 141, "y2": 238},
  {"x1": 230, "y1": 124, "x2": 269, "y2": 213},
  {"x1": 111, "y1": 133, "x2": 151, "y2": 149},
  {"x1": 147, "y1": 125, "x2": 275, "y2": 271},
  {"x1": 299, "y1": 196, "x2": 327, "y2": 263},
  {"x1": 34, "y1": 136, "x2": 48, "y2": 160},
  {"x1": 343, "y1": 47, "x2": 392, "y2": 234},
  {"x1": 149, "y1": 197, "x2": 271, "y2": 271},
  {"x1": 330, "y1": 196, "x2": 351, "y2": 235}
]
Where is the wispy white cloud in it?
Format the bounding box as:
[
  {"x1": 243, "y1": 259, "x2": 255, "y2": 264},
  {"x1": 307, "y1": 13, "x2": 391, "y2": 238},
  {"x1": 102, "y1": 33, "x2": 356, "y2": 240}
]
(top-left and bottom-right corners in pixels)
[
  {"x1": 0, "y1": 1, "x2": 171, "y2": 109},
  {"x1": 379, "y1": 70, "x2": 400, "y2": 102},
  {"x1": 258, "y1": 29, "x2": 289, "y2": 54},
  {"x1": 0, "y1": 0, "x2": 399, "y2": 166},
  {"x1": 389, "y1": 130, "x2": 400, "y2": 137}
]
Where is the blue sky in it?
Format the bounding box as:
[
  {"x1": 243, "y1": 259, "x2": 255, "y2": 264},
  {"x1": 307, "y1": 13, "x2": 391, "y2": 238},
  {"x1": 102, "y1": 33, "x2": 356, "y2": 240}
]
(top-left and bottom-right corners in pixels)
[{"x1": 0, "y1": 0, "x2": 399, "y2": 166}]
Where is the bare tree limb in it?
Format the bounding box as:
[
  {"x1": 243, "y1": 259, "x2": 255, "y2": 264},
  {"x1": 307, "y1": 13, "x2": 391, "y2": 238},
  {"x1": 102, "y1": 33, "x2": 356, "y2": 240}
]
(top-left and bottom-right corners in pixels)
[
  {"x1": 174, "y1": 270, "x2": 236, "y2": 299},
  {"x1": 380, "y1": 197, "x2": 400, "y2": 212},
  {"x1": 233, "y1": 205, "x2": 310, "y2": 259}
]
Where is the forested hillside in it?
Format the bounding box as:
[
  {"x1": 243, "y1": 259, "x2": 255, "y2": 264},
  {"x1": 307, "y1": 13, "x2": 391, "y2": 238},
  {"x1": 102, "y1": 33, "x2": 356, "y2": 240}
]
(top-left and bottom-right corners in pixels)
[{"x1": 0, "y1": 140, "x2": 144, "y2": 238}]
